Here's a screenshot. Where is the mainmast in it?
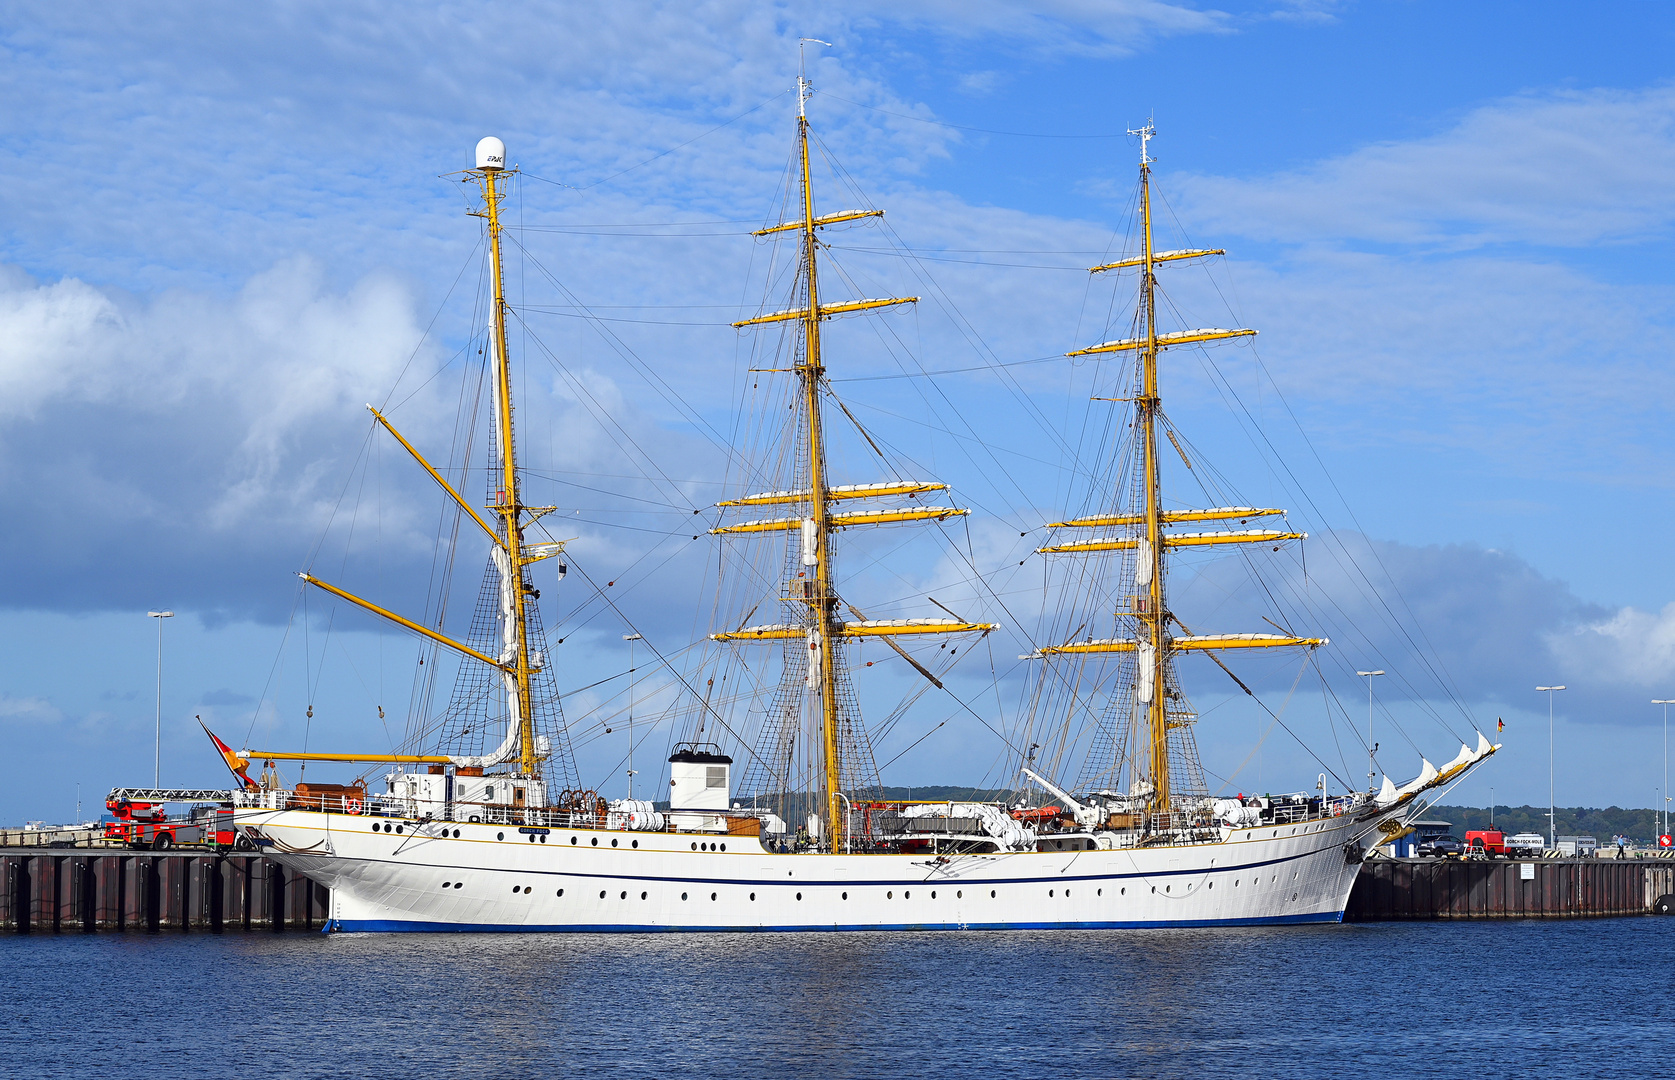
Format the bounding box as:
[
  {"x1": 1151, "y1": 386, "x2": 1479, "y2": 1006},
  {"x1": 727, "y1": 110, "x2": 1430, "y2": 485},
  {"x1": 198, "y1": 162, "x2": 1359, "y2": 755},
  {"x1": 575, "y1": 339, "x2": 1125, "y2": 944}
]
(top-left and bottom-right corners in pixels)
[
  {"x1": 713, "y1": 55, "x2": 993, "y2": 849},
  {"x1": 1031, "y1": 122, "x2": 1324, "y2": 817}
]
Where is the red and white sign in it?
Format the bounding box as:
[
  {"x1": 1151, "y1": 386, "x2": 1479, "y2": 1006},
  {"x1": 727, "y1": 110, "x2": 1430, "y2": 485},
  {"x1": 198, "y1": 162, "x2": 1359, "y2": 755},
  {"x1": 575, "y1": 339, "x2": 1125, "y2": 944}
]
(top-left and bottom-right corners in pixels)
[{"x1": 1660, "y1": 834, "x2": 1673, "y2": 848}]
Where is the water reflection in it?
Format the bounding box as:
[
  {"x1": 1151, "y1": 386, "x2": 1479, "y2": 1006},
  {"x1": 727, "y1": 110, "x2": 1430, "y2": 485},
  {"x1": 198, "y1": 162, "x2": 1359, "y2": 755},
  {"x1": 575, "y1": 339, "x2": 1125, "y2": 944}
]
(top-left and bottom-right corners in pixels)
[{"x1": 1, "y1": 921, "x2": 1670, "y2": 1077}]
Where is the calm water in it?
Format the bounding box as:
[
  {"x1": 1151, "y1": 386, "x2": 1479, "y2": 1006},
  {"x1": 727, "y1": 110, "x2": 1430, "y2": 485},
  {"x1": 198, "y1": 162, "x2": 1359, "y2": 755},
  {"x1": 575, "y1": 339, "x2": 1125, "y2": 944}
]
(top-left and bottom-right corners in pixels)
[{"x1": 3, "y1": 920, "x2": 1671, "y2": 1078}]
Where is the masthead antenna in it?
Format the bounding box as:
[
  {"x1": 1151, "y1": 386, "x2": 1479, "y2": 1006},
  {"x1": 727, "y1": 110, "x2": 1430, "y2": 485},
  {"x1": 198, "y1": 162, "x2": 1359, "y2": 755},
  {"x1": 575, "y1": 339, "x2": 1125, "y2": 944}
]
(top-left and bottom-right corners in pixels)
[
  {"x1": 1127, "y1": 118, "x2": 1155, "y2": 166},
  {"x1": 797, "y1": 38, "x2": 832, "y2": 119}
]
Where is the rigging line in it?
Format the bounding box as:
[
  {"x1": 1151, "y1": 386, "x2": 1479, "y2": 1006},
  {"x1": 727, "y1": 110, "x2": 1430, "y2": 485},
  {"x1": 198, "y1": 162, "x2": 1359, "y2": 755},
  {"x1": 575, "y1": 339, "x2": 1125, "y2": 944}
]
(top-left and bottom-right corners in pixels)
[
  {"x1": 1193, "y1": 350, "x2": 1470, "y2": 737},
  {"x1": 525, "y1": 89, "x2": 791, "y2": 192},
  {"x1": 1211, "y1": 649, "x2": 1349, "y2": 790},
  {"x1": 515, "y1": 220, "x2": 758, "y2": 229},
  {"x1": 523, "y1": 470, "x2": 702, "y2": 511},
  {"x1": 875, "y1": 719, "x2": 950, "y2": 775},
  {"x1": 521, "y1": 308, "x2": 729, "y2": 327},
  {"x1": 379, "y1": 233, "x2": 487, "y2": 414},
  {"x1": 826, "y1": 247, "x2": 1097, "y2": 271},
  {"x1": 821, "y1": 93, "x2": 1125, "y2": 139},
  {"x1": 504, "y1": 240, "x2": 754, "y2": 488},
  {"x1": 247, "y1": 582, "x2": 305, "y2": 746},
  {"x1": 556, "y1": 552, "x2": 790, "y2": 791},
  {"x1": 829, "y1": 354, "x2": 1063, "y2": 382}
]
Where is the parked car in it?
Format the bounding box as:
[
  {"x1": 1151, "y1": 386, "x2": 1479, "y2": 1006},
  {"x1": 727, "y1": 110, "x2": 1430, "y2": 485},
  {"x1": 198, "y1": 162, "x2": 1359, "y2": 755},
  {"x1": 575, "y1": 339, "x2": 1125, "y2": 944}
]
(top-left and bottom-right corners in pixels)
[
  {"x1": 1505, "y1": 832, "x2": 1546, "y2": 856},
  {"x1": 1417, "y1": 835, "x2": 1464, "y2": 858}
]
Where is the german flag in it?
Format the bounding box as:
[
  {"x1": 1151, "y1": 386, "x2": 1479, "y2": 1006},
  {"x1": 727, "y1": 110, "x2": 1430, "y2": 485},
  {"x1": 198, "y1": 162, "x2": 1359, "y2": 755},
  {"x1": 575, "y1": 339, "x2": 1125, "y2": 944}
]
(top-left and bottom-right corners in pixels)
[
  {"x1": 200, "y1": 719, "x2": 256, "y2": 790},
  {"x1": 1497, "y1": 717, "x2": 1505, "y2": 732}
]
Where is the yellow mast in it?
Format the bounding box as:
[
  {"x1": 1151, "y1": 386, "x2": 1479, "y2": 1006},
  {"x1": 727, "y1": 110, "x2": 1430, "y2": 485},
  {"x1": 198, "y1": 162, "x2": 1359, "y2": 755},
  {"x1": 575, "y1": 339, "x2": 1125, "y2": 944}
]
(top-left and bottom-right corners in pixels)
[
  {"x1": 1133, "y1": 125, "x2": 1171, "y2": 813},
  {"x1": 791, "y1": 70, "x2": 847, "y2": 849},
  {"x1": 475, "y1": 147, "x2": 541, "y2": 779},
  {"x1": 716, "y1": 53, "x2": 991, "y2": 851},
  {"x1": 1033, "y1": 122, "x2": 1325, "y2": 819}
]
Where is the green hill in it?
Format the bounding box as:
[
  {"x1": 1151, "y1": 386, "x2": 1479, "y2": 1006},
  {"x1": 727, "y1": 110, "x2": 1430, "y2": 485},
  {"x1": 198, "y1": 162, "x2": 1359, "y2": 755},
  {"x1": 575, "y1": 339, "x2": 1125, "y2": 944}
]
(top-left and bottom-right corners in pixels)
[{"x1": 1424, "y1": 805, "x2": 1666, "y2": 844}]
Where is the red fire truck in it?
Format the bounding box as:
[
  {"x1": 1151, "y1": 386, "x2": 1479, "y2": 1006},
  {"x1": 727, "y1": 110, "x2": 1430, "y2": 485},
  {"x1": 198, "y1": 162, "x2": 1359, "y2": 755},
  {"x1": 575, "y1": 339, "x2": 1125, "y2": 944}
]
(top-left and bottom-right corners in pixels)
[{"x1": 103, "y1": 789, "x2": 237, "y2": 850}]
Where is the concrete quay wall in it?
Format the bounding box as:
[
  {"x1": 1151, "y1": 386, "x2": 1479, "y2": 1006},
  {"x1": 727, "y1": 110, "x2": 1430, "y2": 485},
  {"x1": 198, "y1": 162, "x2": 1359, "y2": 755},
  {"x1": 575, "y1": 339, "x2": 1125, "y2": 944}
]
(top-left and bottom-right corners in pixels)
[
  {"x1": 0, "y1": 852, "x2": 329, "y2": 933},
  {"x1": 1345, "y1": 857, "x2": 1675, "y2": 921}
]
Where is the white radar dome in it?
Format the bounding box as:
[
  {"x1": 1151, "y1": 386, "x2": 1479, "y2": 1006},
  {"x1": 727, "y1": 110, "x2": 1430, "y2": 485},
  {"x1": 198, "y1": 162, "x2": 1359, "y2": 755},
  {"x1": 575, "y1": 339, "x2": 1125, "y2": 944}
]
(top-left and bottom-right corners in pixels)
[{"x1": 476, "y1": 137, "x2": 506, "y2": 171}]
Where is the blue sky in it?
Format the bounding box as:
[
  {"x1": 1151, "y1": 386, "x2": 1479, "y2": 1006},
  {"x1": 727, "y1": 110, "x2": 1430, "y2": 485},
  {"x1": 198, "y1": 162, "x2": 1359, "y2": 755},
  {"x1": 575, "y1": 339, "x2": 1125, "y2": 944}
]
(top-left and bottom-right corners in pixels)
[{"x1": 3, "y1": 1, "x2": 1675, "y2": 823}]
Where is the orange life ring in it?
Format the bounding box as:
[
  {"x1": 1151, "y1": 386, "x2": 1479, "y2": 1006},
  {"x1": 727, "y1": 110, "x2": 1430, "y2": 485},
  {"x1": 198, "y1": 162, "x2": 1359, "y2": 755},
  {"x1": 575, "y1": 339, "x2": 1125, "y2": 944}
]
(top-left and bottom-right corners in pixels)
[{"x1": 345, "y1": 798, "x2": 364, "y2": 815}]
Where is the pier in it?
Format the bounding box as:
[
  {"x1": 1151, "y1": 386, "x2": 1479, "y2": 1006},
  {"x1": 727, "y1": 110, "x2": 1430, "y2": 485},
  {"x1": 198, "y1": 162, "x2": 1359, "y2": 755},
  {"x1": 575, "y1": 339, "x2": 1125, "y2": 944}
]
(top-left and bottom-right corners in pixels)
[
  {"x1": 0, "y1": 851, "x2": 328, "y2": 933},
  {"x1": 1345, "y1": 857, "x2": 1675, "y2": 920}
]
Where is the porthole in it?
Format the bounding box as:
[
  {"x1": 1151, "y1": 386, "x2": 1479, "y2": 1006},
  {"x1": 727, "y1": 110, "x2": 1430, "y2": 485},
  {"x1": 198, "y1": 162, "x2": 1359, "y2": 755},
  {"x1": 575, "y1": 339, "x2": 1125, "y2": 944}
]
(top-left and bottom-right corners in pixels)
[
  {"x1": 591, "y1": 837, "x2": 598, "y2": 847},
  {"x1": 496, "y1": 832, "x2": 504, "y2": 841},
  {"x1": 1097, "y1": 888, "x2": 1102, "y2": 896},
  {"x1": 930, "y1": 891, "x2": 936, "y2": 899},
  {"x1": 720, "y1": 843, "x2": 727, "y2": 852},
  {"x1": 640, "y1": 891, "x2": 647, "y2": 900},
  {"x1": 749, "y1": 892, "x2": 756, "y2": 901},
  {"x1": 957, "y1": 890, "x2": 962, "y2": 899},
  {"x1": 887, "y1": 891, "x2": 894, "y2": 900},
  {"x1": 512, "y1": 886, "x2": 520, "y2": 894},
  {"x1": 441, "y1": 882, "x2": 451, "y2": 889},
  {"x1": 599, "y1": 890, "x2": 607, "y2": 899},
  {"x1": 796, "y1": 892, "x2": 802, "y2": 901},
  {"x1": 1151, "y1": 886, "x2": 1156, "y2": 894},
  {"x1": 710, "y1": 892, "x2": 717, "y2": 901},
  {"x1": 1209, "y1": 881, "x2": 1215, "y2": 890},
  {"x1": 1049, "y1": 889, "x2": 1055, "y2": 897},
  {"x1": 453, "y1": 882, "x2": 462, "y2": 889},
  {"x1": 527, "y1": 835, "x2": 535, "y2": 843},
  {"x1": 631, "y1": 840, "x2": 638, "y2": 849},
  {"x1": 540, "y1": 835, "x2": 547, "y2": 843},
  {"x1": 842, "y1": 892, "x2": 848, "y2": 900},
  {"x1": 1065, "y1": 888, "x2": 1070, "y2": 897},
  {"x1": 1166, "y1": 885, "x2": 1171, "y2": 893},
  {"x1": 1235, "y1": 880, "x2": 1240, "y2": 887},
  {"x1": 990, "y1": 890, "x2": 996, "y2": 898},
  {"x1": 453, "y1": 829, "x2": 461, "y2": 838},
  {"x1": 682, "y1": 892, "x2": 688, "y2": 901},
  {"x1": 1120, "y1": 888, "x2": 1125, "y2": 896},
  {"x1": 619, "y1": 891, "x2": 627, "y2": 899},
  {"x1": 571, "y1": 836, "x2": 578, "y2": 845},
  {"x1": 395, "y1": 825, "x2": 404, "y2": 835},
  {"x1": 691, "y1": 842, "x2": 698, "y2": 851},
  {"x1": 557, "y1": 889, "x2": 564, "y2": 897},
  {"x1": 469, "y1": 815, "x2": 480, "y2": 824},
  {"x1": 611, "y1": 839, "x2": 619, "y2": 848},
  {"x1": 905, "y1": 891, "x2": 911, "y2": 899}
]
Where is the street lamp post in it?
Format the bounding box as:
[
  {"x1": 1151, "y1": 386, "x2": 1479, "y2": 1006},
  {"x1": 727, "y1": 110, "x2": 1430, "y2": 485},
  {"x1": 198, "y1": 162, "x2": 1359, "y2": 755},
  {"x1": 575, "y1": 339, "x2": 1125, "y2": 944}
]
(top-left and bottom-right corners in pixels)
[
  {"x1": 1654, "y1": 700, "x2": 1674, "y2": 843},
  {"x1": 1536, "y1": 686, "x2": 1566, "y2": 847},
  {"x1": 624, "y1": 633, "x2": 643, "y2": 799},
  {"x1": 148, "y1": 611, "x2": 174, "y2": 788},
  {"x1": 1357, "y1": 670, "x2": 1384, "y2": 792}
]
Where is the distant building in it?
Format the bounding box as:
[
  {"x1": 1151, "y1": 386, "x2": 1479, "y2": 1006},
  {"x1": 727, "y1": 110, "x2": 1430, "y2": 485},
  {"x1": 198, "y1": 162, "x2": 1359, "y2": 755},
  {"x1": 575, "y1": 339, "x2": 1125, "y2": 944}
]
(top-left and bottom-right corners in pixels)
[{"x1": 1392, "y1": 820, "x2": 1453, "y2": 858}]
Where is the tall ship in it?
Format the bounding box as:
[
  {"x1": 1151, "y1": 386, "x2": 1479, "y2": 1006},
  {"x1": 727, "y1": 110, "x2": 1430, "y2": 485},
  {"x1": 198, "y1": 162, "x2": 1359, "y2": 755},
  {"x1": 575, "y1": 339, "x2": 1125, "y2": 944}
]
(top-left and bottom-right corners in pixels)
[{"x1": 227, "y1": 82, "x2": 1496, "y2": 931}]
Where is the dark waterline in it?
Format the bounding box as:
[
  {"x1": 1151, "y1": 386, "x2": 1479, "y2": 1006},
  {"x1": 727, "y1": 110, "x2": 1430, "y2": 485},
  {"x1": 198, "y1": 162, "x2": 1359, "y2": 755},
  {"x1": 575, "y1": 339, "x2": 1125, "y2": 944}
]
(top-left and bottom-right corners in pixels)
[{"x1": 3, "y1": 920, "x2": 1670, "y2": 1078}]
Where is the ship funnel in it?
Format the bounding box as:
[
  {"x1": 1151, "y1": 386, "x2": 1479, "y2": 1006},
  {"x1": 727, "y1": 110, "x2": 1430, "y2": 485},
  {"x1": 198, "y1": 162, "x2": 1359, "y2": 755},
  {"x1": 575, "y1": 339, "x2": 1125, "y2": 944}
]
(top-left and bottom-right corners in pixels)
[{"x1": 476, "y1": 136, "x2": 506, "y2": 171}]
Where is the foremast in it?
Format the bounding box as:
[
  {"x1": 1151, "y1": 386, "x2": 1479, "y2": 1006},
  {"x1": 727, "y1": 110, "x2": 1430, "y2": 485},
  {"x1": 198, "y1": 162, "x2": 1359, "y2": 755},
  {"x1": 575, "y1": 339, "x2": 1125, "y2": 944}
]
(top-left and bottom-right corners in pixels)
[
  {"x1": 1032, "y1": 123, "x2": 1324, "y2": 816},
  {"x1": 714, "y1": 67, "x2": 993, "y2": 848}
]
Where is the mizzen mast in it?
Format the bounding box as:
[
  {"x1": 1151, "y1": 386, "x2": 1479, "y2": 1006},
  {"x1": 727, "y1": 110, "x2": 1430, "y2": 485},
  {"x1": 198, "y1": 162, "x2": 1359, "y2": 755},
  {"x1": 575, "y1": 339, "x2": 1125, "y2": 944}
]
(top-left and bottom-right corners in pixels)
[{"x1": 472, "y1": 138, "x2": 541, "y2": 778}]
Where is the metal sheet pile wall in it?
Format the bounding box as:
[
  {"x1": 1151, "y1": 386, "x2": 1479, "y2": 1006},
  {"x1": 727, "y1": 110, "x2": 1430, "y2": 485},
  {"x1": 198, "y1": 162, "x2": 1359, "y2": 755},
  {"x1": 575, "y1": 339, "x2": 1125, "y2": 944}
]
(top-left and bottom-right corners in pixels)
[
  {"x1": 0, "y1": 853, "x2": 328, "y2": 933},
  {"x1": 1346, "y1": 859, "x2": 1675, "y2": 920}
]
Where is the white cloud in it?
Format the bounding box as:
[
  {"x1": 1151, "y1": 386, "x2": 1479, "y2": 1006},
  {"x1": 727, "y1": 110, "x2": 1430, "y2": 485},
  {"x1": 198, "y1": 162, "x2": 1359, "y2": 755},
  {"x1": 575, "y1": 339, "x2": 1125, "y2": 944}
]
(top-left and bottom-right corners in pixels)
[
  {"x1": 1558, "y1": 602, "x2": 1675, "y2": 692},
  {"x1": 1175, "y1": 84, "x2": 1675, "y2": 248},
  {"x1": 0, "y1": 695, "x2": 64, "y2": 724}
]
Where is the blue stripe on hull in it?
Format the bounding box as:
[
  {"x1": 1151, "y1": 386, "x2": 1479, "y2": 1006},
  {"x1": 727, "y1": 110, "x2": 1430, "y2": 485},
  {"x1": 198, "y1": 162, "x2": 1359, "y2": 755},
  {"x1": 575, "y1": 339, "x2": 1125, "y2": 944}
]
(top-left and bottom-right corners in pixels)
[{"x1": 328, "y1": 911, "x2": 1343, "y2": 933}]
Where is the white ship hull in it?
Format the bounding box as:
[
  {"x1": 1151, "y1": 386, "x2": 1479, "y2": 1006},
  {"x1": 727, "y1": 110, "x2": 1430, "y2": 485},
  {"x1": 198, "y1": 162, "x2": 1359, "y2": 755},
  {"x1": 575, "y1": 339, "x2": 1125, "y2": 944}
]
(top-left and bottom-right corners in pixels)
[{"x1": 239, "y1": 807, "x2": 1395, "y2": 932}]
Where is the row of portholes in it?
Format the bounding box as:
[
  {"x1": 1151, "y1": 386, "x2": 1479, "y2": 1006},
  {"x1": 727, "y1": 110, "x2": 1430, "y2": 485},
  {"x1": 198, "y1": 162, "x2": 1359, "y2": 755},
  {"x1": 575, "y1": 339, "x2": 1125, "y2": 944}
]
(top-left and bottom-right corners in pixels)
[
  {"x1": 526, "y1": 833, "x2": 548, "y2": 844},
  {"x1": 439, "y1": 881, "x2": 465, "y2": 889},
  {"x1": 690, "y1": 841, "x2": 726, "y2": 851}
]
